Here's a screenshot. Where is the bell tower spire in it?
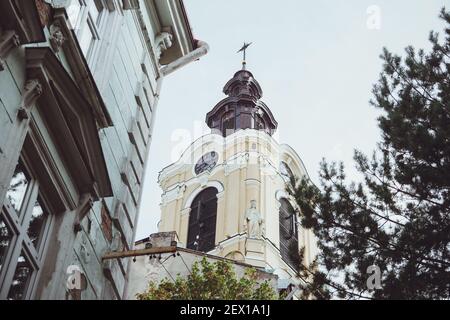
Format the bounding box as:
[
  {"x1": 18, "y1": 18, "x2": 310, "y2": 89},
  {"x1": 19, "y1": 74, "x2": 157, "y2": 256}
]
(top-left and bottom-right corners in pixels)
[
  {"x1": 206, "y1": 45, "x2": 278, "y2": 137},
  {"x1": 155, "y1": 49, "x2": 316, "y2": 299}
]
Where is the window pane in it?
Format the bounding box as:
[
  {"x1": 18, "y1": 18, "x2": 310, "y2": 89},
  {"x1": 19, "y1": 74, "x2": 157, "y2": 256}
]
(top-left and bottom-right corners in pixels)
[
  {"x1": 187, "y1": 187, "x2": 218, "y2": 252},
  {"x1": 27, "y1": 197, "x2": 49, "y2": 249},
  {"x1": 279, "y1": 199, "x2": 299, "y2": 270},
  {"x1": 79, "y1": 22, "x2": 94, "y2": 56},
  {"x1": 6, "y1": 162, "x2": 31, "y2": 215},
  {"x1": 67, "y1": 0, "x2": 83, "y2": 29},
  {"x1": 0, "y1": 215, "x2": 13, "y2": 274},
  {"x1": 90, "y1": 0, "x2": 104, "y2": 26},
  {"x1": 7, "y1": 251, "x2": 33, "y2": 300},
  {"x1": 89, "y1": 10, "x2": 100, "y2": 27}
]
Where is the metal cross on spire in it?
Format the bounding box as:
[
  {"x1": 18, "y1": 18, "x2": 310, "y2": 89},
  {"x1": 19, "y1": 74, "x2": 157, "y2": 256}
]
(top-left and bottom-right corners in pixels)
[{"x1": 237, "y1": 42, "x2": 252, "y2": 69}]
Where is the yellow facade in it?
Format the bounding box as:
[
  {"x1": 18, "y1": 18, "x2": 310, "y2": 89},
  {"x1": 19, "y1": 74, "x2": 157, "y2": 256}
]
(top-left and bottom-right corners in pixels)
[{"x1": 158, "y1": 129, "x2": 316, "y2": 281}]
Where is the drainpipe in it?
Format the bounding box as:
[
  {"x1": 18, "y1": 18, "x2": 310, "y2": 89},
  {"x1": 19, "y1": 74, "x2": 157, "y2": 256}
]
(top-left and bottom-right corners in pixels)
[{"x1": 160, "y1": 40, "x2": 209, "y2": 77}]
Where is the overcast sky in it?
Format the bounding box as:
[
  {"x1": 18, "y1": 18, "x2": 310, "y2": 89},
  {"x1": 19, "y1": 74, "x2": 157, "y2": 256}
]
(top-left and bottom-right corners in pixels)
[{"x1": 135, "y1": 0, "x2": 448, "y2": 240}]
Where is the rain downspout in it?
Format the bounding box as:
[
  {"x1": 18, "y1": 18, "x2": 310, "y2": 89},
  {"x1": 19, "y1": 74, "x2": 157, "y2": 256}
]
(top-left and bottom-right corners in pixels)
[{"x1": 160, "y1": 40, "x2": 209, "y2": 77}]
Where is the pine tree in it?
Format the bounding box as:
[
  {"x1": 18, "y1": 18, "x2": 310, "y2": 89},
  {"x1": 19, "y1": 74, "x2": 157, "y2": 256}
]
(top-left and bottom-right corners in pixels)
[{"x1": 289, "y1": 8, "x2": 450, "y2": 299}]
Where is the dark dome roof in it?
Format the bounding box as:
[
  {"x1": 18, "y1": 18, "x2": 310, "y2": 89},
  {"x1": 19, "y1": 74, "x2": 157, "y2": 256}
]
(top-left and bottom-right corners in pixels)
[{"x1": 205, "y1": 68, "x2": 277, "y2": 137}]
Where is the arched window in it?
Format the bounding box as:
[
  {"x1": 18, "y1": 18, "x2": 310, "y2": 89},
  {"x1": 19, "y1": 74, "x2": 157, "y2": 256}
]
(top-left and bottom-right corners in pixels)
[
  {"x1": 279, "y1": 198, "x2": 299, "y2": 270},
  {"x1": 187, "y1": 187, "x2": 218, "y2": 252},
  {"x1": 280, "y1": 161, "x2": 294, "y2": 182}
]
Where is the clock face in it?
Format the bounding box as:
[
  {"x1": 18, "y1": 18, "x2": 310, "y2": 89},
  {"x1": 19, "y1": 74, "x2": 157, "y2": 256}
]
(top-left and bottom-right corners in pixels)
[{"x1": 195, "y1": 151, "x2": 219, "y2": 175}]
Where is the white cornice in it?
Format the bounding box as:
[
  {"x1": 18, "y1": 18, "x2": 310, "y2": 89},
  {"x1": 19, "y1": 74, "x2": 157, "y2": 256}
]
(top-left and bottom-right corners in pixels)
[
  {"x1": 158, "y1": 129, "x2": 310, "y2": 185},
  {"x1": 159, "y1": 178, "x2": 226, "y2": 208},
  {"x1": 181, "y1": 180, "x2": 224, "y2": 209}
]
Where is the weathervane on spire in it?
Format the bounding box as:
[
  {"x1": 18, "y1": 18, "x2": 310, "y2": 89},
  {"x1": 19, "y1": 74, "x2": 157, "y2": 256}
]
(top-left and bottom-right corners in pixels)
[{"x1": 237, "y1": 42, "x2": 252, "y2": 69}]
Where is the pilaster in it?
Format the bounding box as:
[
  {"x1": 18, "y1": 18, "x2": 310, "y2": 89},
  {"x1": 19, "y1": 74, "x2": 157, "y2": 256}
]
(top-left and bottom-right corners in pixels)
[{"x1": 0, "y1": 29, "x2": 20, "y2": 71}]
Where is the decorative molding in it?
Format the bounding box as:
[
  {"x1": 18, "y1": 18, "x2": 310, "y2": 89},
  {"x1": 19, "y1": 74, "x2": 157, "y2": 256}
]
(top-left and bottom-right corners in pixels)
[
  {"x1": 224, "y1": 250, "x2": 246, "y2": 262},
  {"x1": 0, "y1": 29, "x2": 20, "y2": 71},
  {"x1": 154, "y1": 31, "x2": 173, "y2": 61},
  {"x1": 151, "y1": 0, "x2": 196, "y2": 65},
  {"x1": 49, "y1": 21, "x2": 66, "y2": 53},
  {"x1": 43, "y1": 0, "x2": 71, "y2": 8},
  {"x1": 216, "y1": 191, "x2": 225, "y2": 200},
  {"x1": 224, "y1": 160, "x2": 240, "y2": 176},
  {"x1": 17, "y1": 79, "x2": 43, "y2": 120},
  {"x1": 211, "y1": 233, "x2": 247, "y2": 251},
  {"x1": 180, "y1": 207, "x2": 191, "y2": 216},
  {"x1": 275, "y1": 190, "x2": 300, "y2": 213},
  {"x1": 26, "y1": 47, "x2": 113, "y2": 198},
  {"x1": 25, "y1": 118, "x2": 78, "y2": 212},
  {"x1": 274, "y1": 201, "x2": 281, "y2": 210},
  {"x1": 240, "y1": 152, "x2": 250, "y2": 167},
  {"x1": 198, "y1": 174, "x2": 209, "y2": 188},
  {"x1": 74, "y1": 193, "x2": 94, "y2": 233},
  {"x1": 50, "y1": 10, "x2": 113, "y2": 128},
  {"x1": 161, "y1": 184, "x2": 187, "y2": 205},
  {"x1": 159, "y1": 130, "x2": 279, "y2": 181},
  {"x1": 160, "y1": 129, "x2": 310, "y2": 186},
  {"x1": 182, "y1": 181, "x2": 224, "y2": 209},
  {"x1": 245, "y1": 179, "x2": 261, "y2": 186},
  {"x1": 176, "y1": 184, "x2": 187, "y2": 199},
  {"x1": 122, "y1": 0, "x2": 140, "y2": 10},
  {"x1": 259, "y1": 154, "x2": 277, "y2": 177}
]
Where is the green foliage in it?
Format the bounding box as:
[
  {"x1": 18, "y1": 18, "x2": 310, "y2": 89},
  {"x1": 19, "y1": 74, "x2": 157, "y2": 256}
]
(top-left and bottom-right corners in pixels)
[
  {"x1": 136, "y1": 257, "x2": 278, "y2": 300},
  {"x1": 288, "y1": 8, "x2": 450, "y2": 299}
]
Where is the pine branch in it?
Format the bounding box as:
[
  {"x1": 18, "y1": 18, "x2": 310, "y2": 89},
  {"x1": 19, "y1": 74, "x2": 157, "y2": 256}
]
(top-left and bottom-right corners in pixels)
[{"x1": 384, "y1": 56, "x2": 449, "y2": 115}]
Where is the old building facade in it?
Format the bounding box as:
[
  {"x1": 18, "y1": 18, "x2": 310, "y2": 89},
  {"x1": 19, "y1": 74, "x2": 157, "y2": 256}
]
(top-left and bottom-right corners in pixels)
[
  {"x1": 125, "y1": 231, "x2": 279, "y2": 299},
  {"x1": 0, "y1": 0, "x2": 207, "y2": 300},
  {"x1": 155, "y1": 66, "x2": 317, "y2": 295}
]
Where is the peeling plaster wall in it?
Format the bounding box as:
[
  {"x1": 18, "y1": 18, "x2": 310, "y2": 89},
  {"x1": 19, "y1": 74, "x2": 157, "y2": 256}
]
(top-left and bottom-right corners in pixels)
[{"x1": 126, "y1": 242, "x2": 278, "y2": 300}]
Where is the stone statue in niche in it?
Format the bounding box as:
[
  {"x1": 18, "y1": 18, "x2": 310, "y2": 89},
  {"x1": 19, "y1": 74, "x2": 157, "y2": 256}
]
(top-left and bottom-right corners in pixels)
[
  {"x1": 155, "y1": 31, "x2": 173, "y2": 60},
  {"x1": 245, "y1": 200, "x2": 264, "y2": 239}
]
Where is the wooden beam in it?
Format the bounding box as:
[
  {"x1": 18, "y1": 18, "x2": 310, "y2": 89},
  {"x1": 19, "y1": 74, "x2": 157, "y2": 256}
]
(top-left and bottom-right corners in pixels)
[{"x1": 102, "y1": 246, "x2": 177, "y2": 261}]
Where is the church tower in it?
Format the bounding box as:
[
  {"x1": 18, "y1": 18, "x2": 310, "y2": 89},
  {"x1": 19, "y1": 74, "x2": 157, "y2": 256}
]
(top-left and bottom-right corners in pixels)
[{"x1": 157, "y1": 55, "x2": 316, "y2": 285}]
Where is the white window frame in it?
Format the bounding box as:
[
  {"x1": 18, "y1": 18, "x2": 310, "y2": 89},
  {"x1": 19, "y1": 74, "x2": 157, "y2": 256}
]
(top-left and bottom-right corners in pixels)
[
  {"x1": 0, "y1": 159, "x2": 54, "y2": 300},
  {"x1": 67, "y1": 0, "x2": 109, "y2": 66}
]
